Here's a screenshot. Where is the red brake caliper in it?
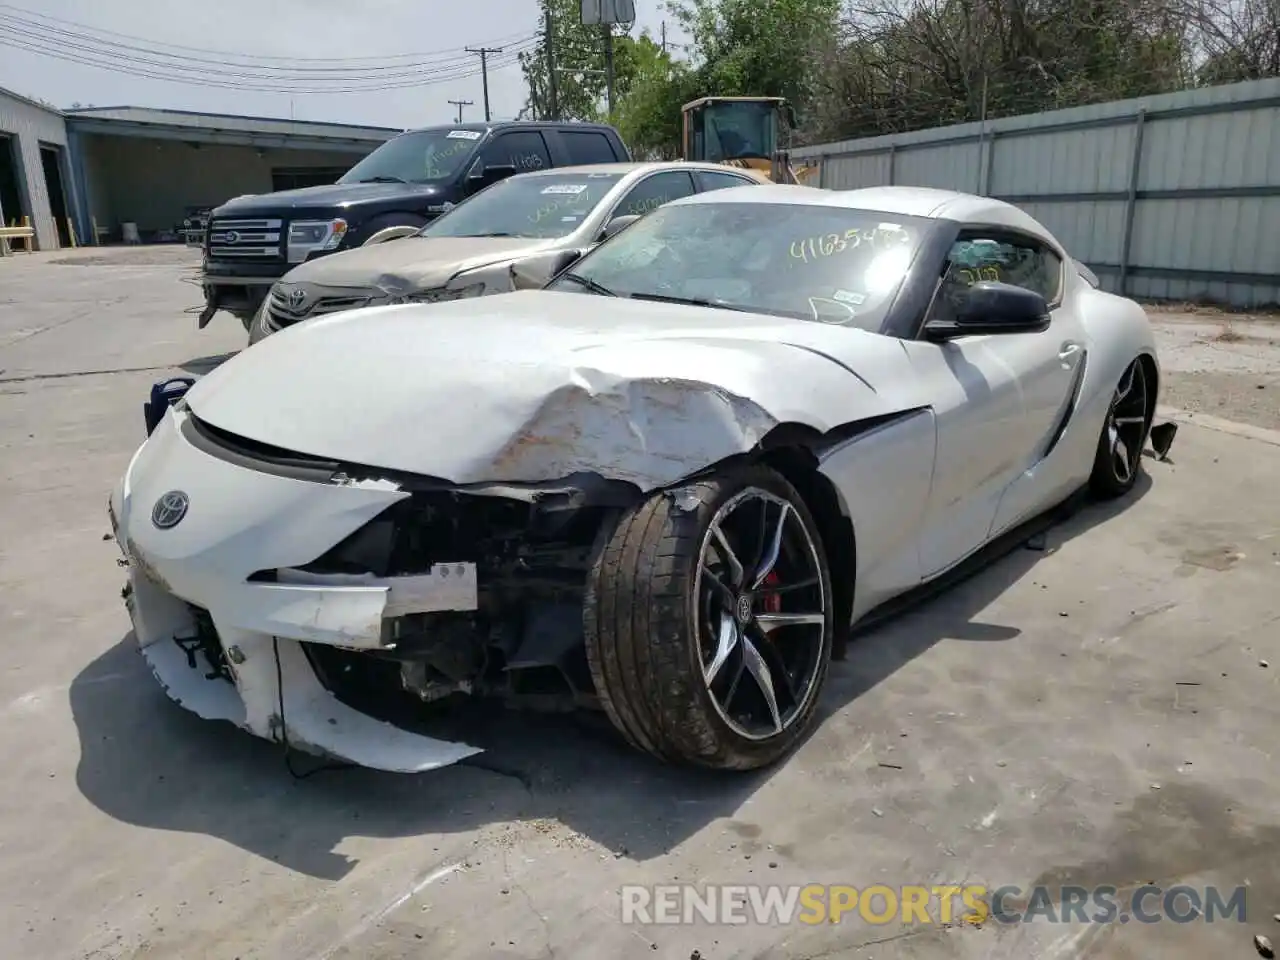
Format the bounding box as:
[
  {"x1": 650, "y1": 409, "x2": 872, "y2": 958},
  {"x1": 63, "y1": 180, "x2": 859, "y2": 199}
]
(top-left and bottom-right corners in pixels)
[{"x1": 762, "y1": 570, "x2": 782, "y2": 613}]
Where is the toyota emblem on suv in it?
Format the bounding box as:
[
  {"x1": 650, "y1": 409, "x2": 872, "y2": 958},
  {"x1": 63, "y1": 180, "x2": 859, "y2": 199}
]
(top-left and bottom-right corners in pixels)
[
  {"x1": 151, "y1": 490, "x2": 190, "y2": 529},
  {"x1": 287, "y1": 288, "x2": 307, "y2": 309}
]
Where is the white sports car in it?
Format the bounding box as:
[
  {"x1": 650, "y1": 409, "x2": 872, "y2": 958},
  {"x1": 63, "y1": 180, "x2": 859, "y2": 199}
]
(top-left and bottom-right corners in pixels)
[{"x1": 110, "y1": 184, "x2": 1175, "y2": 773}]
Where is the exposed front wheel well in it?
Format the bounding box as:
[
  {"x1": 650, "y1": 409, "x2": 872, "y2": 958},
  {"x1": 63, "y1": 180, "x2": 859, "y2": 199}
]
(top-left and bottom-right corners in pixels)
[{"x1": 758, "y1": 445, "x2": 856, "y2": 660}]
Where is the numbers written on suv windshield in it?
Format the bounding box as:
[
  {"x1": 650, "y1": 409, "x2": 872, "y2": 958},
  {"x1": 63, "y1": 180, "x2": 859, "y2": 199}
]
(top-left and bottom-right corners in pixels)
[
  {"x1": 423, "y1": 139, "x2": 476, "y2": 178},
  {"x1": 789, "y1": 225, "x2": 909, "y2": 263}
]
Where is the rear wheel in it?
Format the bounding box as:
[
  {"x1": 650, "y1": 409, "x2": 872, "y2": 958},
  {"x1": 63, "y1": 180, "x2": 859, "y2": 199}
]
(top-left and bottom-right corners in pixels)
[
  {"x1": 584, "y1": 464, "x2": 834, "y2": 770},
  {"x1": 1089, "y1": 358, "x2": 1151, "y2": 498}
]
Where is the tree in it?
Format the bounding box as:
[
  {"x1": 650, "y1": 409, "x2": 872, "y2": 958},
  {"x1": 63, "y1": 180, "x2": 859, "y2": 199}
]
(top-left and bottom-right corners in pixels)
[
  {"x1": 611, "y1": 32, "x2": 693, "y2": 157},
  {"x1": 670, "y1": 0, "x2": 841, "y2": 124},
  {"x1": 520, "y1": 0, "x2": 653, "y2": 121}
]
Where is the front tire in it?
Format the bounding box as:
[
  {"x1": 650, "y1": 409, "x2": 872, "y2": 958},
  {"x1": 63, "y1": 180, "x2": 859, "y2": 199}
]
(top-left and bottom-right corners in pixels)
[
  {"x1": 1089, "y1": 358, "x2": 1152, "y2": 499},
  {"x1": 584, "y1": 464, "x2": 834, "y2": 770}
]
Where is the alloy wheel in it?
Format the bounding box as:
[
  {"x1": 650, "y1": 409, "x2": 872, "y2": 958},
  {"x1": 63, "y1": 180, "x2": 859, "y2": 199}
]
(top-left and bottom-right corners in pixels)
[
  {"x1": 1107, "y1": 360, "x2": 1149, "y2": 484},
  {"x1": 692, "y1": 488, "x2": 829, "y2": 741}
]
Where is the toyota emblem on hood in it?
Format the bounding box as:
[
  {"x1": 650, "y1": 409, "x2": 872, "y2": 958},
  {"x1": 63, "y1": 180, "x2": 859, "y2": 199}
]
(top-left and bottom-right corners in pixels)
[
  {"x1": 151, "y1": 490, "x2": 189, "y2": 530},
  {"x1": 287, "y1": 288, "x2": 308, "y2": 309}
]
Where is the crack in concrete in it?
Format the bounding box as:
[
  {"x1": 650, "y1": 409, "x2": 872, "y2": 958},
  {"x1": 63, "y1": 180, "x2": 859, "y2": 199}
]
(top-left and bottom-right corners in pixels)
[{"x1": 0, "y1": 364, "x2": 184, "y2": 385}]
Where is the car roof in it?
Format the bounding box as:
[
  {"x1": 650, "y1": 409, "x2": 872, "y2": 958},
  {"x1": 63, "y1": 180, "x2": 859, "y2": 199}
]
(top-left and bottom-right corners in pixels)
[
  {"x1": 514, "y1": 161, "x2": 766, "y2": 179},
  {"x1": 673, "y1": 183, "x2": 1059, "y2": 245},
  {"x1": 401, "y1": 120, "x2": 618, "y2": 135}
]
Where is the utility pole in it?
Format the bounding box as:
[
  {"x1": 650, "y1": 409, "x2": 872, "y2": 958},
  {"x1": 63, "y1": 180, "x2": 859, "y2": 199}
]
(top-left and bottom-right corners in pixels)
[
  {"x1": 601, "y1": 22, "x2": 615, "y2": 117},
  {"x1": 661, "y1": 21, "x2": 667, "y2": 53},
  {"x1": 545, "y1": 3, "x2": 559, "y2": 121},
  {"x1": 466, "y1": 46, "x2": 504, "y2": 121},
  {"x1": 448, "y1": 99, "x2": 473, "y2": 123}
]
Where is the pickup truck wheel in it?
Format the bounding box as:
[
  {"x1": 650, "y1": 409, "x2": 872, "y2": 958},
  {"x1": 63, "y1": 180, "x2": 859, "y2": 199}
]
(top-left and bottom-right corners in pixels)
[{"x1": 584, "y1": 464, "x2": 834, "y2": 770}]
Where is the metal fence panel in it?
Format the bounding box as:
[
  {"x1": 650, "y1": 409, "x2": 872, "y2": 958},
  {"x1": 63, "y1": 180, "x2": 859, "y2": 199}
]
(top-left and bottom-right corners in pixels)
[{"x1": 791, "y1": 78, "x2": 1280, "y2": 307}]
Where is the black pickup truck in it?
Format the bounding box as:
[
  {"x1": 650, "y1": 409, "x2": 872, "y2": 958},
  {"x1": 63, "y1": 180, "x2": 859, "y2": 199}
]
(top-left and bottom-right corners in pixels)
[{"x1": 198, "y1": 120, "x2": 630, "y2": 330}]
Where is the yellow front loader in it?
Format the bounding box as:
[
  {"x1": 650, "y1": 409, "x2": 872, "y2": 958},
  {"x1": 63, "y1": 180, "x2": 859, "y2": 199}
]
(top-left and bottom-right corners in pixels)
[{"x1": 680, "y1": 96, "x2": 819, "y2": 185}]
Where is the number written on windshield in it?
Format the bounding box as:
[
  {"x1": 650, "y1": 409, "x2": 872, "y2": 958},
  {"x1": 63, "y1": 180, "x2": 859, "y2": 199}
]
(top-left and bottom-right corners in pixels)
[{"x1": 789, "y1": 225, "x2": 910, "y2": 263}]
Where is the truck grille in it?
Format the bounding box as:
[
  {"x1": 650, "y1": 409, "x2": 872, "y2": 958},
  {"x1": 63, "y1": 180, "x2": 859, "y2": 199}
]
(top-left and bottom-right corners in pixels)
[
  {"x1": 266, "y1": 288, "x2": 376, "y2": 328},
  {"x1": 207, "y1": 218, "x2": 283, "y2": 262}
]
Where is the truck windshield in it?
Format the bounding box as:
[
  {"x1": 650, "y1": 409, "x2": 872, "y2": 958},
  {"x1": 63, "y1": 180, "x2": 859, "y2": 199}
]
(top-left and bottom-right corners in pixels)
[
  {"x1": 338, "y1": 129, "x2": 483, "y2": 185},
  {"x1": 695, "y1": 102, "x2": 777, "y2": 162},
  {"x1": 420, "y1": 172, "x2": 624, "y2": 239}
]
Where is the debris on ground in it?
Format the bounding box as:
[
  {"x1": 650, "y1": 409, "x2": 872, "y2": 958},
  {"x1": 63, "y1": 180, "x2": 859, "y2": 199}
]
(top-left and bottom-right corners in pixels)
[{"x1": 1255, "y1": 933, "x2": 1274, "y2": 958}]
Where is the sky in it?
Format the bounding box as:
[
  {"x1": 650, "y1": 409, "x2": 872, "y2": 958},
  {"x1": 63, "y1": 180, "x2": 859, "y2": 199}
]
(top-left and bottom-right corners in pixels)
[{"x1": 0, "y1": 0, "x2": 676, "y2": 129}]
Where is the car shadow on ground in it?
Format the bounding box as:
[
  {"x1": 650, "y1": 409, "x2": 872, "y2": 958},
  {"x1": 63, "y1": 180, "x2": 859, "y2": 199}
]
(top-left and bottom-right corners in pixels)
[{"x1": 69, "y1": 477, "x2": 1150, "y2": 882}]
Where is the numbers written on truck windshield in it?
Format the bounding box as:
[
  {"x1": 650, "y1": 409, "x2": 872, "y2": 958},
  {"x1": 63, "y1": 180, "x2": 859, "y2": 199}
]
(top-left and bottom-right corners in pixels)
[{"x1": 423, "y1": 139, "x2": 477, "y2": 179}]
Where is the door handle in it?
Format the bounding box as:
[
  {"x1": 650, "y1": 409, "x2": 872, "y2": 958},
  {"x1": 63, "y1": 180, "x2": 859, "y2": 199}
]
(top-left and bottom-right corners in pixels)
[{"x1": 1058, "y1": 342, "x2": 1082, "y2": 363}]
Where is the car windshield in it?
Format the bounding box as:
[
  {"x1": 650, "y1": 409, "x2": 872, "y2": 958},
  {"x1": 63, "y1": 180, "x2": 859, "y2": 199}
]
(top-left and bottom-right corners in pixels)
[
  {"x1": 337, "y1": 129, "x2": 483, "y2": 185},
  {"x1": 419, "y1": 172, "x2": 624, "y2": 239},
  {"x1": 547, "y1": 201, "x2": 929, "y2": 330}
]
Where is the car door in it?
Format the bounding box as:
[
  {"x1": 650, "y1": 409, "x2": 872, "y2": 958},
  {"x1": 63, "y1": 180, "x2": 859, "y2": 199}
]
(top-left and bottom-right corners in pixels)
[
  {"x1": 904, "y1": 229, "x2": 1083, "y2": 578},
  {"x1": 610, "y1": 170, "x2": 698, "y2": 219},
  {"x1": 483, "y1": 130, "x2": 552, "y2": 173}
]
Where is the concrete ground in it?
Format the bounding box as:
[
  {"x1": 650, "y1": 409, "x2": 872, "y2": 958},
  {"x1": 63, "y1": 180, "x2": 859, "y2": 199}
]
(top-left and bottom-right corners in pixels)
[{"x1": 1, "y1": 246, "x2": 1279, "y2": 960}]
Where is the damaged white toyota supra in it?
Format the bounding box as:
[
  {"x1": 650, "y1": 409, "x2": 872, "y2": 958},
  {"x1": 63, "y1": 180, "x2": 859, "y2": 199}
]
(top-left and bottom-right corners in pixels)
[{"x1": 110, "y1": 184, "x2": 1176, "y2": 773}]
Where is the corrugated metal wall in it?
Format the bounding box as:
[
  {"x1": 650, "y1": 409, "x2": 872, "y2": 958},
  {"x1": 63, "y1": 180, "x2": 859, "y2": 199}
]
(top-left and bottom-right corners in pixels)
[
  {"x1": 0, "y1": 88, "x2": 71, "y2": 250},
  {"x1": 792, "y1": 78, "x2": 1280, "y2": 307}
]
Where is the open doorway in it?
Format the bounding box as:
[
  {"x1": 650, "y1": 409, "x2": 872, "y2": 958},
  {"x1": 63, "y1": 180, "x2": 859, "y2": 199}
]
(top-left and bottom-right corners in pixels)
[
  {"x1": 40, "y1": 143, "x2": 70, "y2": 247},
  {"x1": 0, "y1": 133, "x2": 26, "y2": 228}
]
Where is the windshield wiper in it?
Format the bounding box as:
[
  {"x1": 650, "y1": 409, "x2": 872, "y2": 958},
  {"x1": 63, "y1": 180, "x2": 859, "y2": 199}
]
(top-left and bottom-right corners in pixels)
[
  {"x1": 559, "y1": 272, "x2": 616, "y2": 297},
  {"x1": 356, "y1": 176, "x2": 407, "y2": 183},
  {"x1": 462, "y1": 231, "x2": 517, "y2": 237},
  {"x1": 629, "y1": 292, "x2": 753, "y2": 312}
]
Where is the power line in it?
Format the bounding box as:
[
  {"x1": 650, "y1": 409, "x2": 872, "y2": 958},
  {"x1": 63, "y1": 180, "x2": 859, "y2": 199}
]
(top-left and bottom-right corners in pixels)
[
  {"x1": 0, "y1": 3, "x2": 536, "y2": 64},
  {"x1": 465, "y1": 46, "x2": 504, "y2": 121},
  {"x1": 0, "y1": 31, "x2": 536, "y2": 93},
  {"x1": 448, "y1": 99, "x2": 474, "y2": 123},
  {"x1": 0, "y1": 14, "x2": 512, "y2": 75},
  {"x1": 0, "y1": 19, "x2": 536, "y2": 85}
]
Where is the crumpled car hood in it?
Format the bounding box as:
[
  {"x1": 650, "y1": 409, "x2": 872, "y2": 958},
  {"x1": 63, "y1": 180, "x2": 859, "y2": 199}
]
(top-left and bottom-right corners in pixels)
[
  {"x1": 185, "y1": 290, "x2": 914, "y2": 490},
  {"x1": 283, "y1": 236, "x2": 558, "y2": 289}
]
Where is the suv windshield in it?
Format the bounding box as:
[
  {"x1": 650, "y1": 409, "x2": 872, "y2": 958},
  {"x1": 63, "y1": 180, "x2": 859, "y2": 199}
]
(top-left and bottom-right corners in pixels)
[
  {"x1": 338, "y1": 129, "x2": 483, "y2": 185},
  {"x1": 420, "y1": 172, "x2": 624, "y2": 239},
  {"x1": 547, "y1": 201, "x2": 928, "y2": 330}
]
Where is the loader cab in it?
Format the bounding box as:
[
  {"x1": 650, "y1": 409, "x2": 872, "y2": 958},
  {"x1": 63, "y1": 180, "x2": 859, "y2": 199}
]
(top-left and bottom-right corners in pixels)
[{"x1": 681, "y1": 97, "x2": 792, "y2": 177}]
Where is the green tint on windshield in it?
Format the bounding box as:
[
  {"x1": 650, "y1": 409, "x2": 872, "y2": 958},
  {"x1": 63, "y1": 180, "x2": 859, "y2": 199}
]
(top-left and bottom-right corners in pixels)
[
  {"x1": 419, "y1": 172, "x2": 624, "y2": 239},
  {"x1": 338, "y1": 129, "x2": 483, "y2": 185},
  {"x1": 547, "y1": 201, "x2": 929, "y2": 331}
]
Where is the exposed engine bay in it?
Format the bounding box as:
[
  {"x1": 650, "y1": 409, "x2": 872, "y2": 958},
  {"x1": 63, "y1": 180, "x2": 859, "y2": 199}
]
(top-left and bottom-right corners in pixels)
[{"x1": 265, "y1": 484, "x2": 628, "y2": 721}]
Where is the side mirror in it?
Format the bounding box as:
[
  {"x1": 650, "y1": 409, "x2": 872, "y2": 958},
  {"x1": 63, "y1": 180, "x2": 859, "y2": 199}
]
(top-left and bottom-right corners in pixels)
[
  {"x1": 467, "y1": 163, "x2": 517, "y2": 194},
  {"x1": 924, "y1": 282, "x2": 1050, "y2": 341},
  {"x1": 598, "y1": 214, "x2": 640, "y2": 242},
  {"x1": 509, "y1": 248, "x2": 584, "y2": 291}
]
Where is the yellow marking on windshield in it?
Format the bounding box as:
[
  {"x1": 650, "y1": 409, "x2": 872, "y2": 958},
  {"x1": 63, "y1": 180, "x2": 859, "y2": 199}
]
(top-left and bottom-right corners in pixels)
[{"x1": 788, "y1": 226, "x2": 908, "y2": 264}]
